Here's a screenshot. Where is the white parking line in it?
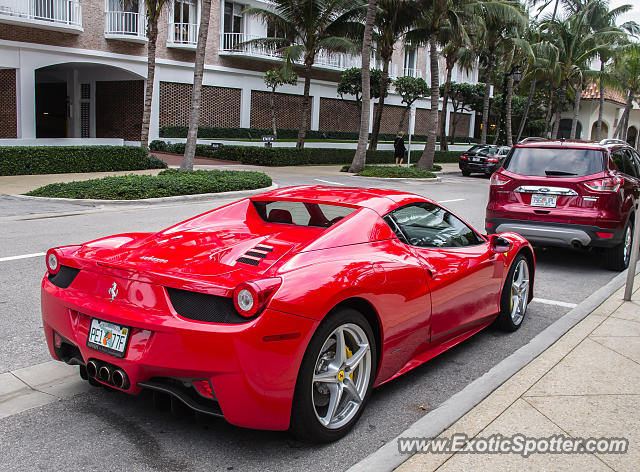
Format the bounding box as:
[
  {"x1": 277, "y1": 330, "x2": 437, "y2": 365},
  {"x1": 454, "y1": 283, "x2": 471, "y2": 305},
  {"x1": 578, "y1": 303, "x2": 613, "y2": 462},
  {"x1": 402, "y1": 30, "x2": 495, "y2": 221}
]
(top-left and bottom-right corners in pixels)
[
  {"x1": 0, "y1": 252, "x2": 45, "y2": 262},
  {"x1": 314, "y1": 179, "x2": 346, "y2": 186},
  {"x1": 531, "y1": 297, "x2": 578, "y2": 309},
  {"x1": 439, "y1": 198, "x2": 466, "y2": 203}
]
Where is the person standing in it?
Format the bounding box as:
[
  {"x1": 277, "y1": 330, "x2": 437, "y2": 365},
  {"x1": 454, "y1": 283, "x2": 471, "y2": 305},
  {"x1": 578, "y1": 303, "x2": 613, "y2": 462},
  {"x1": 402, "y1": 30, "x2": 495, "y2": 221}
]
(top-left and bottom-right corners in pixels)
[{"x1": 394, "y1": 131, "x2": 406, "y2": 166}]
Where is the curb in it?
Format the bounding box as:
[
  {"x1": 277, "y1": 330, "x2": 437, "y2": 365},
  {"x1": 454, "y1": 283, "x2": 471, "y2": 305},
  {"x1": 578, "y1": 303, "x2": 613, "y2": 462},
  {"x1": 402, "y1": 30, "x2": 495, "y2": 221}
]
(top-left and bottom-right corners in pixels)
[
  {"x1": 10, "y1": 183, "x2": 279, "y2": 206},
  {"x1": 347, "y1": 267, "x2": 635, "y2": 472}
]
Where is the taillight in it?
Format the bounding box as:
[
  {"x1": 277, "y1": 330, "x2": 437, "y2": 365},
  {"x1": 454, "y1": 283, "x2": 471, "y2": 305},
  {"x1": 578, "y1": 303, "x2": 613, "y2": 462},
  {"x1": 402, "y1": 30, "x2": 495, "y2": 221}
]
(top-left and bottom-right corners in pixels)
[
  {"x1": 460, "y1": 155, "x2": 468, "y2": 160},
  {"x1": 46, "y1": 248, "x2": 61, "y2": 275},
  {"x1": 233, "y1": 277, "x2": 282, "y2": 318},
  {"x1": 487, "y1": 157, "x2": 499, "y2": 163},
  {"x1": 583, "y1": 177, "x2": 622, "y2": 193},
  {"x1": 490, "y1": 173, "x2": 511, "y2": 186}
]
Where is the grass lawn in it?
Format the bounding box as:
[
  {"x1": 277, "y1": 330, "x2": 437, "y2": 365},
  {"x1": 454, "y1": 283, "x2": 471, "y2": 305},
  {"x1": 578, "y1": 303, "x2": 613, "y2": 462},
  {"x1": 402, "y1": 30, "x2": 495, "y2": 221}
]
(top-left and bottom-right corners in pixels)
[{"x1": 26, "y1": 169, "x2": 272, "y2": 200}]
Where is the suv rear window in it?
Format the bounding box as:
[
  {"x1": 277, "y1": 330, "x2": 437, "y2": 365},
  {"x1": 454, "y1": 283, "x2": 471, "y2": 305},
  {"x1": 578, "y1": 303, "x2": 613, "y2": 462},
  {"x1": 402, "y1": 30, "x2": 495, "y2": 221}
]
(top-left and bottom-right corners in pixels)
[{"x1": 503, "y1": 147, "x2": 605, "y2": 177}]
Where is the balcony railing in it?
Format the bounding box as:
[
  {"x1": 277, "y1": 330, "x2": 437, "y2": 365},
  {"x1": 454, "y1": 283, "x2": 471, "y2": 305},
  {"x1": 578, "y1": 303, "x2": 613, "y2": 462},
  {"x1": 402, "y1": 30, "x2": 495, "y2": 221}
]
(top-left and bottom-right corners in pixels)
[
  {"x1": 0, "y1": 0, "x2": 82, "y2": 31},
  {"x1": 105, "y1": 10, "x2": 146, "y2": 41},
  {"x1": 219, "y1": 32, "x2": 362, "y2": 71},
  {"x1": 403, "y1": 68, "x2": 423, "y2": 78},
  {"x1": 168, "y1": 22, "x2": 198, "y2": 48}
]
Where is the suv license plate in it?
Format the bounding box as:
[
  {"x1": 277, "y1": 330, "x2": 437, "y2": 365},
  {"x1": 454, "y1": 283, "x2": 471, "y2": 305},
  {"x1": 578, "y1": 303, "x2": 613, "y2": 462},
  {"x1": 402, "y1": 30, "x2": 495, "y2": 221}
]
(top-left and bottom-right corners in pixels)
[
  {"x1": 87, "y1": 318, "x2": 130, "y2": 358},
  {"x1": 531, "y1": 194, "x2": 557, "y2": 208}
]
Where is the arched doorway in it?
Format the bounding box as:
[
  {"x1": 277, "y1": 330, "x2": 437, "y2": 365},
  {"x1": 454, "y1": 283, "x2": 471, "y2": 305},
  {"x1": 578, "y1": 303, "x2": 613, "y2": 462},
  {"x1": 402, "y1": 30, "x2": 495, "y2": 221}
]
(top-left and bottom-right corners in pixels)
[
  {"x1": 627, "y1": 126, "x2": 638, "y2": 148},
  {"x1": 557, "y1": 118, "x2": 582, "y2": 139},
  {"x1": 590, "y1": 121, "x2": 609, "y2": 141},
  {"x1": 35, "y1": 63, "x2": 144, "y2": 140}
]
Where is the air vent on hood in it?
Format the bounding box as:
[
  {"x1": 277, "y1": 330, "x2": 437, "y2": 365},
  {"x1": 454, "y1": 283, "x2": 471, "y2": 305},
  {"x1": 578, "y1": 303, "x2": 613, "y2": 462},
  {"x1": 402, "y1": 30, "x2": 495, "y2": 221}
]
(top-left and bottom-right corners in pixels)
[
  {"x1": 235, "y1": 244, "x2": 274, "y2": 266},
  {"x1": 236, "y1": 257, "x2": 260, "y2": 266}
]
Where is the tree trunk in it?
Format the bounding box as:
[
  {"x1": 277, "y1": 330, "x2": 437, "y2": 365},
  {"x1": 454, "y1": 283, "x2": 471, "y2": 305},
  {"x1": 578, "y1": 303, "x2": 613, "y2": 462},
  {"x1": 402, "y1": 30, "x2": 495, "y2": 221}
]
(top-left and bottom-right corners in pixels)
[
  {"x1": 480, "y1": 52, "x2": 495, "y2": 145},
  {"x1": 551, "y1": 0, "x2": 560, "y2": 21},
  {"x1": 505, "y1": 73, "x2": 515, "y2": 146},
  {"x1": 398, "y1": 105, "x2": 410, "y2": 134},
  {"x1": 551, "y1": 85, "x2": 566, "y2": 139},
  {"x1": 613, "y1": 91, "x2": 632, "y2": 139},
  {"x1": 369, "y1": 58, "x2": 389, "y2": 150},
  {"x1": 270, "y1": 89, "x2": 277, "y2": 138},
  {"x1": 569, "y1": 77, "x2": 582, "y2": 140},
  {"x1": 417, "y1": 34, "x2": 439, "y2": 170},
  {"x1": 597, "y1": 62, "x2": 605, "y2": 140},
  {"x1": 349, "y1": 0, "x2": 376, "y2": 173},
  {"x1": 450, "y1": 104, "x2": 459, "y2": 145},
  {"x1": 140, "y1": 5, "x2": 160, "y2": 149},
  {"x1": 543, "y1": 87, "x2": 554, "y2": 138},
  {"x1": 296, "y1": 64, "x2": 313, "y2": 149},
  {"x1": 181, "y1": 0, "x2": 212, "y2": 171},
  {"x1": 516, "y1": 79, "x2": 536, "y2": 142},
  {"x1": 439, "y1": 64, "x2": 453, "y2": 151}
]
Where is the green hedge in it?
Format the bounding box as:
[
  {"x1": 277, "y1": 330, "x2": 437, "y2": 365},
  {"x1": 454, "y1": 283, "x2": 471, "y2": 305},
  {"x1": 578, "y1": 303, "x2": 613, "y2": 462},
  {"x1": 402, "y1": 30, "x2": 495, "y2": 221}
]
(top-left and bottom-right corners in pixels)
[
  {"x1": 0, "y1": 146, "x2": 167, "y2": 176},
  {"x1": 356, "y1": 166, "x2": 437, "y2": 178},
  {"x1": 149, "y1": 141, "x2": 462, "y2": 166},
  {"x1": 158, "y1": 126, "x2": 478, "y2": 143},
  {"x1": 26, "y1": 169, "x2": 272, "y2": 200}
]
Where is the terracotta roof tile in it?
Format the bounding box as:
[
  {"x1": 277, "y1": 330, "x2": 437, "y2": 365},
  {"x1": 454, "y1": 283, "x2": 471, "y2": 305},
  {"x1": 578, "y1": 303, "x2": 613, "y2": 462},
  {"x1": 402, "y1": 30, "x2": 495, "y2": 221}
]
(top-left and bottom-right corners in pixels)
[{"x1": 582, "y1": 81, "x2": 626, "y2": 105}]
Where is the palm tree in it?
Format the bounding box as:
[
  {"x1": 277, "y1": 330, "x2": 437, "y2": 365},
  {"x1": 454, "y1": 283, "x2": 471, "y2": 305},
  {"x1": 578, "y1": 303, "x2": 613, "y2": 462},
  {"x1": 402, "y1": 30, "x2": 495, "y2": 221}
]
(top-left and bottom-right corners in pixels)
[
  {"x1": 349, "y1": 0, "x2": 377, "y2": 173},
  {"x1": 140, "y1": 0, "x2": 169, "y2": 149},
  {"x1": 180, "y1": 0, "x2": 213, "y2": 171},
  {"x1": 611, "y1": 46, "x2": 640, "y2": 142},
  {"x1": 476, "y1": 1, "x2": 528, "y2": 145},
  {"x1": 245, "y1": 0, "x2": 365, "y2": 149},
  {"x1": 368, "y1": 0, "x2": 416, "y2": 150}
]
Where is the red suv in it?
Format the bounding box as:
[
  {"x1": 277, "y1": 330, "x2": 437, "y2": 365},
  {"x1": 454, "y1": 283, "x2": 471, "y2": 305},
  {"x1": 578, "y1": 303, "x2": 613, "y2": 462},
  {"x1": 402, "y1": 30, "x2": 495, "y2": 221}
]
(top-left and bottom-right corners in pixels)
[{"x1": 486, "y1": 139, "x2": 639, "y2": 270}]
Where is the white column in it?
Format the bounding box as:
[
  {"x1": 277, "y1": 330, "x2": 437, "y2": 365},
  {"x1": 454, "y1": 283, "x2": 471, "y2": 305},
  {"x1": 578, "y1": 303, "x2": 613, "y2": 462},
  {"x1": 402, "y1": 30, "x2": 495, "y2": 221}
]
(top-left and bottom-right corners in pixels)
[
  {"x1": 240, "y1": 86, "x2": 251, "y2": 128},
  {"x1": 468, "y1": 110, "x2": 476, "y2": 139},
  {"x1": 368, "y1": 99, "x2": 375, "y2": 133},
  {"x1": 311, "y1": 94, "x2": 320, "y2": 131},
  {"x1": 149, "y1": 73, "x2": 161, "y2": 141},
  {"x1": 17, "y1": 64, "x2": 36, "y2": 139}
]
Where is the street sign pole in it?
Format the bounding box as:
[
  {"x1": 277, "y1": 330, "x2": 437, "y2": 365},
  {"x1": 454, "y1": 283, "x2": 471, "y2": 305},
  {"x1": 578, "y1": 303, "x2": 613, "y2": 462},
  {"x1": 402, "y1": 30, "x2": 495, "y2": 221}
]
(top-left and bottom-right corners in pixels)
[
  {"x1": 407, "y1": 105, "x2": 416, "y2": 167},
  {"x1": 624, "y1": 207, "x2": 640, "y2": 301}
]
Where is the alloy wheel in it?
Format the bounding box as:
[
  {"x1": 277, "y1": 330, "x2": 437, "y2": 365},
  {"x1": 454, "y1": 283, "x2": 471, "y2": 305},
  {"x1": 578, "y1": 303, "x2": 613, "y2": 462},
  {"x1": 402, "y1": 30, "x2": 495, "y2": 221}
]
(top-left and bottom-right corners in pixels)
[{"x1": 510, "y1": 259, "x2": 530, "y2": 326}]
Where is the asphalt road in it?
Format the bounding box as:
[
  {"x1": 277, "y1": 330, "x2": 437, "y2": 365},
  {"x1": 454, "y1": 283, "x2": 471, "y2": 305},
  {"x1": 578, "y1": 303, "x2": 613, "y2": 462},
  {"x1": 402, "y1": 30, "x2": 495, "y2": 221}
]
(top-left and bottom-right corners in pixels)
[{"x1": 0, "y1": 169, "x2": 620, "y2": 471}]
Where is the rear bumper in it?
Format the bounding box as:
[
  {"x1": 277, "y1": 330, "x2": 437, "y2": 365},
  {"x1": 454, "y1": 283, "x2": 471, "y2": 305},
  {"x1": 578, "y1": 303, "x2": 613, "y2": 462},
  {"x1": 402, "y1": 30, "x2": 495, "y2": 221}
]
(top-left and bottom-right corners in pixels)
[
  {"x1": 41, "y1": 276, "x2": 318, "y2": 430},
  {"x1": 459, "y1": 161, "x2": 499, "y2": 174},
  {"x1": 485, "y1": 218, "x2": 624, "y2": 248}
]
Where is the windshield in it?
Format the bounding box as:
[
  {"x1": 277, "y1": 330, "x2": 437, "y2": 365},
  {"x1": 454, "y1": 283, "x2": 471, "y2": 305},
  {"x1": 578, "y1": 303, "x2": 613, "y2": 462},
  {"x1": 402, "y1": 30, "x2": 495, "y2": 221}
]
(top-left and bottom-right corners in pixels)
[{"x1": 503, "y1": 147, "x2": 605, "y2": 177}]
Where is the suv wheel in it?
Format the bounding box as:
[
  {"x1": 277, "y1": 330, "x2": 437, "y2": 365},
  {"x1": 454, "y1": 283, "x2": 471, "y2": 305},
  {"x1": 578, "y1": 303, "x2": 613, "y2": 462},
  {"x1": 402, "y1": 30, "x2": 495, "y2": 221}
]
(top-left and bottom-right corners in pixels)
[
  {"x1": 461, "y1": 169, "x2": 470, "y2": 177},
  {"x1": 605, "y1": 220, "x2": 633, "y2": 271}
]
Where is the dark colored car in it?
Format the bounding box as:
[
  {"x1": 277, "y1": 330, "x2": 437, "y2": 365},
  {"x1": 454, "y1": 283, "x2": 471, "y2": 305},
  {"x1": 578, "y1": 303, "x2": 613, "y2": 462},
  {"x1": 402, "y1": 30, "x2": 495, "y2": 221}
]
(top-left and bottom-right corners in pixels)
[
  {"x1": 459, "y1": 145, "x2": 511, "y2": 176},
  {"x1": 486, "y1": 138, "x2": 640, "y2": 270}
]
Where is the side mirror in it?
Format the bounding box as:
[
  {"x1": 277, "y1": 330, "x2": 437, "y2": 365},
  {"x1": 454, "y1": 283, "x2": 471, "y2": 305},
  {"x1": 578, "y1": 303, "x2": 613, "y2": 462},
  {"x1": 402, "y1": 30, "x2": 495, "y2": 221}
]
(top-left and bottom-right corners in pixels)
[{"x1": 490, "y1": 235, "x2": 511, "y2": 253}]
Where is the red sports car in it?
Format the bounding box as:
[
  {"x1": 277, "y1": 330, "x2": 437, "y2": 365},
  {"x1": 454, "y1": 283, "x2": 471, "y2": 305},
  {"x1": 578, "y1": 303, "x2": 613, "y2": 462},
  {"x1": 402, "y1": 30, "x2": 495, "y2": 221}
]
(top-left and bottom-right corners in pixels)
[{"x1": 42, "y1": 186, "x2": 534, "y2": 441}]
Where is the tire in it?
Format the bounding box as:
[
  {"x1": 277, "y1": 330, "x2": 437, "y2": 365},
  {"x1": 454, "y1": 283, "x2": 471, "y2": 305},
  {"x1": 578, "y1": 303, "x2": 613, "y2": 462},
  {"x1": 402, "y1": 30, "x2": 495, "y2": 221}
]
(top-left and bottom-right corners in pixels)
[
  {"x1": 604, "y1": 220, "x2": 633, "y2": 271},
  {"x1": 495, "y1": 254, "x2": 531, "y2": 332},
  {"x1": 461, "y1": 169, "x2": 471, "y2": 176},
  {"x1": 290, "y1": 308, "x2": 377, "y2": 442}
]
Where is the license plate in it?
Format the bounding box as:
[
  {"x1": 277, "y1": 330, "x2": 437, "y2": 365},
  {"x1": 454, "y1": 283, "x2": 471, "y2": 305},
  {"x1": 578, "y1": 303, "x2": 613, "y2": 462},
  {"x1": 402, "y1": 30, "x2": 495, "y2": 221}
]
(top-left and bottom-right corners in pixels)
[
  {"x1": 472, "y1": 158, "x2": 480, "y2": 162},
  {"x1": 531, "y1": 194, "x2": 557, "y2": 208},
  {"x1": 87, "y1": 318, "x2": 130, "y2": 358}
]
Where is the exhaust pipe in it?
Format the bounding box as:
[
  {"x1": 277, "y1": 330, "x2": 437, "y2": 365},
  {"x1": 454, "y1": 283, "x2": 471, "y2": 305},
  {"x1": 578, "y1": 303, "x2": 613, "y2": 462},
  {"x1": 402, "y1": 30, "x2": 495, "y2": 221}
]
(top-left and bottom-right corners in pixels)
[
  {"x1": 98, "y1": 365, "x2": 112, "y2": 383},
  {"x1": 571, "y1": 240, "x2": 583, "y2": 249},
  {"x1": 86, "y1": 360, "x2": 98, "y2": 378},
  {"x1": 111, "y1": 369, "x2": 130, "y2": 389}
]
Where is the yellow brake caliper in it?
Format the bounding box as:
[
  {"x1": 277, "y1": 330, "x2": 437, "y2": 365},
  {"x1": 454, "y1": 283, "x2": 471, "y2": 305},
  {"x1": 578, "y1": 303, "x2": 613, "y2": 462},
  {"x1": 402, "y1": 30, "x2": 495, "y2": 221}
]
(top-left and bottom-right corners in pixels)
[{"x1": 345, "y1": 346, "x2": 354, "y2": 380}]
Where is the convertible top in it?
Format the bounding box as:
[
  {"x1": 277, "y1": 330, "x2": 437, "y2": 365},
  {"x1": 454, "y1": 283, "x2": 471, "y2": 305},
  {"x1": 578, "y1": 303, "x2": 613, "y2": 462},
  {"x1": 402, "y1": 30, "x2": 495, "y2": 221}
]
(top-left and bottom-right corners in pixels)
[{"x1": 251, "y1": 186, "x2": 429, "y2": 215}]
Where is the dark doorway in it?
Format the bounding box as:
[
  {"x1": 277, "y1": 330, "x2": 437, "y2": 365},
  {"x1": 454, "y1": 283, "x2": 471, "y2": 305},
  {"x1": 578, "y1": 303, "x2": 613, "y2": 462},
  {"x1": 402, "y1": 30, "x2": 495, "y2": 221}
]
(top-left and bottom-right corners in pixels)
[{"x1": 36, "y1": 82, "x2": 67, "y2": 138}]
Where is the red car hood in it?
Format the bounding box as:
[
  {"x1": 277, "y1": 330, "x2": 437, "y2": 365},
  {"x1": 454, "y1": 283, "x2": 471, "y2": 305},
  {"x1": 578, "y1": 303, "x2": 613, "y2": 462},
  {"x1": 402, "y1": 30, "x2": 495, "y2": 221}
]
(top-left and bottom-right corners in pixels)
[{"x1": 74, "y1": 228, "x2": 318, "y2": 278}]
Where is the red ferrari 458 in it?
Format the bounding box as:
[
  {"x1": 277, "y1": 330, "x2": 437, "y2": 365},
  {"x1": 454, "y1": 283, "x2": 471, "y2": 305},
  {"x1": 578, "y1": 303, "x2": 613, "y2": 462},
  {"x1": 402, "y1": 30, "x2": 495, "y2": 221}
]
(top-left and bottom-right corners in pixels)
[{"x1": 42, "y1": 186, "x2": 534, "y2": 441}]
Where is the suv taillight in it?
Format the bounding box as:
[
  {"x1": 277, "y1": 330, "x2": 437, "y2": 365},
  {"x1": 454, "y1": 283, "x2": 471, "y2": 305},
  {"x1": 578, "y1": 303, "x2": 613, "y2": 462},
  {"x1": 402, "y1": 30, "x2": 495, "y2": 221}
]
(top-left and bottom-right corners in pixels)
[
  {"x1": 460, "y1": 154, "x2": 467, "y2": 160},
  {"x1": 490, "y1": 173, "x2": 511, "y2": 186},
  {"x1": 583, "y1": 177, "x2": 622, "y2": 193}
]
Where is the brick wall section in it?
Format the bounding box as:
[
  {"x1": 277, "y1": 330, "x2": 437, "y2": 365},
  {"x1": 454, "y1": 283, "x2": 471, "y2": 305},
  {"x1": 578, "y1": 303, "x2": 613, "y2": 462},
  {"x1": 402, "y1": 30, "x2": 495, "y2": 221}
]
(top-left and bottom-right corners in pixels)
[
  {"x1": 450, "y1": 113, "x2": 471, "y2": 136},
  {"x1": 374, "y1": 103, "x2": 410, "y2": 134},
  {"x1": 159, "y1": 82, "x2": 241, "y2": 128},
  {"x1": 95, "y1": 80, "x2": 144, "y2": 140},
  {"x1": 319, "y1": 98, "x2": 360, "y2": 132},
  {"x1": 250, "y1": 91, "x2": 311, "y2": 129},
  {"x1": 0, "y1": 69, "x2": 17, "y2": 138}
]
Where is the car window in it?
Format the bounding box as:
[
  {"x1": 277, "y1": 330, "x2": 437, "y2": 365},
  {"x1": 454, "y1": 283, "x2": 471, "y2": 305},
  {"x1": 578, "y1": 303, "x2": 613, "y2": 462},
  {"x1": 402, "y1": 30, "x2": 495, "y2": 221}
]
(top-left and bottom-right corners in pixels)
[
  {"x1": 503, "y1": 147, "x2": 605, "y2": 177},
  {"x1": 623, "y1": 150, "x2": 639, "y2": 178},
  {"x1": 612, "y1": 150, "x2": 638, "y2": 178},
  {"x1": 252, "y1": 201, "x2": 356, "y2": 227},
  {"x1": 385, "y1": 202, "x2": 482, "y2": 248}
]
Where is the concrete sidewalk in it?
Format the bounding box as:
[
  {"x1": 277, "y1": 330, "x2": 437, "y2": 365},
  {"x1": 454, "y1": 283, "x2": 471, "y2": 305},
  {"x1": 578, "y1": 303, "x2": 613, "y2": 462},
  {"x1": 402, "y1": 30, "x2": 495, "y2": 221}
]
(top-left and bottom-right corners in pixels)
[{"x1": 396, "y1": 274, "x2": 640, "y2": 472}]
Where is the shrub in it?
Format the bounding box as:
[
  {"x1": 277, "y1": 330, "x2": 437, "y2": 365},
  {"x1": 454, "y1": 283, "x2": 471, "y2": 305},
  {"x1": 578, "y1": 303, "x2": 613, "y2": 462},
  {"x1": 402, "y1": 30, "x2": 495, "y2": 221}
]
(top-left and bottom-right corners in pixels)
[
  {"x1": 26, "y1": 169, "x2": 272, "y2": 200},
  {"x1": 158, "y1": 126, "x2": 478, "y2": 143},
  {"x1": 149, "y1": 142, "x2": 462, "y2": 166},
  {"x1": 0, "y1": 146, "x2": 167, "y2": 176},
  {"x1": 355, "y1": 166, "x2": 437, "y2": 178}
]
